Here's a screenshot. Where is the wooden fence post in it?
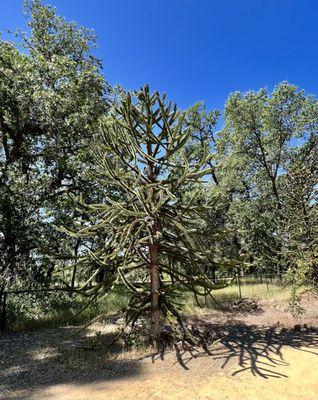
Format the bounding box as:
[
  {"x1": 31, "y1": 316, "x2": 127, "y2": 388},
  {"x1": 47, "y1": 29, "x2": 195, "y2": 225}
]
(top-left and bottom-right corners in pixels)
[
  {"x1": 237, "y1": 272, "x2": 242, "y2": 299},
  {"x1": 0, "y1": 292, "x2": 7, "y2": 333}
]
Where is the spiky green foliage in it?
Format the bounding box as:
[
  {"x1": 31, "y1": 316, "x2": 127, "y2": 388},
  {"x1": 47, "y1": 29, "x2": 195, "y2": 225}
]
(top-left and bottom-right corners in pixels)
[
  {"x1": 282, "y1": 161, "x2": 318, "y2": 287},
  {"x1": 61, "y1": 85, "x2": 237, "y2": 345}
]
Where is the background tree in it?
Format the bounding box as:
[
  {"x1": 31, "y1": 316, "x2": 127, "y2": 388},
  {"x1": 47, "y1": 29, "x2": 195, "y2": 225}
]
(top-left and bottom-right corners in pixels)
[
  {"x1": 218, "y1": 82, "x2": 318, "y2": 276},
  {"x1": 0, "y1": 0, "x2": 108, "y2": 289},
  {"x1": 184, "y1": 103, "x2": 238, "y2": 281}
]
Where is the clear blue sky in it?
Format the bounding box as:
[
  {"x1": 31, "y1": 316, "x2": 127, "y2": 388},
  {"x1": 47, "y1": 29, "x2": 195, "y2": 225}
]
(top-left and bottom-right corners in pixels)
[{"x1": 1, "y1": 0, "x2": 318, "y2": 111}]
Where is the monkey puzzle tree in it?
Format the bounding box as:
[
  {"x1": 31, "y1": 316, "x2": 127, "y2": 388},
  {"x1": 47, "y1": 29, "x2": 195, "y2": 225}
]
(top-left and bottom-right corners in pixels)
[
  {"x1": 281, "y1": 160, "x2": 318, "y2": 283},
  {"x1": 62, "y1": 85, "x2": 235, "y2": 349}
]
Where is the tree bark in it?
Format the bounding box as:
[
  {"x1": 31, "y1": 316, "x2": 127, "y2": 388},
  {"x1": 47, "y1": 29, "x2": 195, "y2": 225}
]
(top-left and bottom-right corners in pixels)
[
  {"x1": 70, "y1": 238, "x2": 81, "y2": 293},
  {"x1": 146, "y1": 137, "x2": 161, "y2": 351},
  {"x1": 149, "y1": 224, "x2": 161, "y2": 350}
]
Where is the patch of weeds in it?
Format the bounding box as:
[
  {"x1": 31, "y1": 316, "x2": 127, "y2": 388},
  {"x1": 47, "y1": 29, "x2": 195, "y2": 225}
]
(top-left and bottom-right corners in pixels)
[
  {"x1": 288, "y1": 287, "x2": 305, "y2": 317},
  {"x1": 87, "y1": 330, "x2": 103, "y2": 350},
  {"x1": 121, "y1": 318, "x2": 153, "y2": 351},
  {"x1": 122, "y1": 330, "x2": 143, "y2": 350}
]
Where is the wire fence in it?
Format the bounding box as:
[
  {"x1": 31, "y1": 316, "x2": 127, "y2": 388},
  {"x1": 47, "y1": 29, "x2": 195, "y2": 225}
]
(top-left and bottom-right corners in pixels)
[{"x1": 0, "y1": 274, "x2": 288, "y2": 333}]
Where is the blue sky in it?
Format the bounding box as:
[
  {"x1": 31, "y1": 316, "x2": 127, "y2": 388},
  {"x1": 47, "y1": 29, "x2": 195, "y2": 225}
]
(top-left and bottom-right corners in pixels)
[{"x1": 1, "y1": 0, "x2": 318, "y2": 111}]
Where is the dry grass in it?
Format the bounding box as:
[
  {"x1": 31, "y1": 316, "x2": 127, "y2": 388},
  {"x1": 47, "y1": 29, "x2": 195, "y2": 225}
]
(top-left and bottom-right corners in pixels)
[
  {"x1": 183, "y1": 279, "x2": 292, "y2": 314},
  {"x1": 6, "y1": 278, "x2": 309, "y2": 333}
]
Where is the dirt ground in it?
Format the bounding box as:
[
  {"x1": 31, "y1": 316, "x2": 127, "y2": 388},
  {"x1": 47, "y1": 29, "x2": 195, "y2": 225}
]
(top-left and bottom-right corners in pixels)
[{"x1": 1, "y1": 294, "x2": 318, "y2": 400}]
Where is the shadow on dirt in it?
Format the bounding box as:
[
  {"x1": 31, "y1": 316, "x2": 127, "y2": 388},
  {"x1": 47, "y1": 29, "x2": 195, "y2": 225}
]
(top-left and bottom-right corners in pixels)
[
  {"x1": 0, "y1": 326, "x2": 142, "y2": 397},
  {"x1": 1, "y1": 320, "x2": 318, "y2": 399},
  {"x1": 163, "y1": 321, "x2": 318, "y2": 378}
]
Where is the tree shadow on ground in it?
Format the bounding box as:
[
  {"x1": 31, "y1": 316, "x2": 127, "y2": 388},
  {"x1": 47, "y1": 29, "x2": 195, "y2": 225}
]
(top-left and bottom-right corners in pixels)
[
  {"x1": 164, "y1": 321, "x2": 318, "y2": 378},
  {"x1": 0, "y1": 326, "x2": 142, "y2": 398},
  {"x1": 1, "y1": 320, "x2": 318, "y2": 399}
]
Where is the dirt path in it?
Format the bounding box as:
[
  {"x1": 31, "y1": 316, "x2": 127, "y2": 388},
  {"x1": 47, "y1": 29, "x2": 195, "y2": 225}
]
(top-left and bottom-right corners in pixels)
[
  {"x1": 2, "y1": 295, "x2": 318, "y2": 400},
  {"x1": 8, "y1": 343, "x2": 318, "y2": 400}
]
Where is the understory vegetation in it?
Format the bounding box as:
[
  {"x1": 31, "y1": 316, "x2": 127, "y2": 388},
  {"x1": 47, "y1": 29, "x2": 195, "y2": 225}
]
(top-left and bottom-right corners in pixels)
[
  {"x1": 6, "y1": 277, "x2": 297, "y2": 333},
  {"x1": 0, "y1": 1, "x2": 317, "y2": 350}
]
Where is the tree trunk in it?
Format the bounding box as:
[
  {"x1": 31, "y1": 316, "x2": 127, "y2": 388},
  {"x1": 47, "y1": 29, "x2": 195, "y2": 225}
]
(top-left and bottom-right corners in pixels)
[
  {"x1": 145, "y1": 138, "x2": 162, "y2": 350},
  {"x1": 70, "y1": 238, "x2": 81, "y2": 294},
  {"x1": 149, "y1": 224, "x2": 161, "y2": 351},
  {"x1": 211, "y1": 266, "x2": 216, "y2": 284}
]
